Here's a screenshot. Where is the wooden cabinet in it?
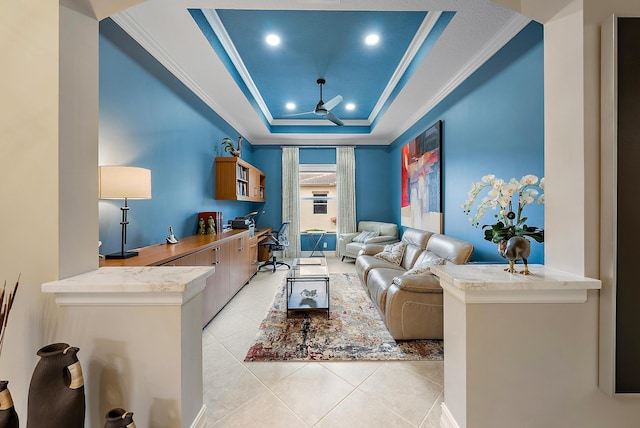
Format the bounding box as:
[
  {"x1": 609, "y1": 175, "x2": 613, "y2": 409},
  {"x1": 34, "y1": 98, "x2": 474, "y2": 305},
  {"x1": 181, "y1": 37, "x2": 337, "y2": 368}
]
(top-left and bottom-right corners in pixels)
[
  {"x1": 249, "y1": 167, "x2": 265, "y2": 200},
  {"x1": 202, "y1": 242, "x2": 230, "y2": 325},
  {"x1": 229, "y1": 233, "x2": 251, "y2": 296},
  {"x1": 100, "y1": 229, "x2": 272, "y2": 327},
  {"x1": 249, "y1": 234, "x2": 259, "y2": 277},
  {"x1": 215, "y1": 157, "x2": 265, "y2": 202}
]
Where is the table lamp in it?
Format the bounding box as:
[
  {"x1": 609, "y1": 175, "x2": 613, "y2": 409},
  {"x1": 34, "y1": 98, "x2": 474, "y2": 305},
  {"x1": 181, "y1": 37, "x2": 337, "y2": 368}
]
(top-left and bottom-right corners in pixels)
[{"x1": 99, "y1": 166, "x2": 152, "y2": 259}]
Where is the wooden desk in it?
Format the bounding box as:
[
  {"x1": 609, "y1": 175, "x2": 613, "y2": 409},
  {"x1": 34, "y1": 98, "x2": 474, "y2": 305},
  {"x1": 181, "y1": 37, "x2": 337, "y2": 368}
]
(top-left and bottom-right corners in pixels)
[
  {"x1": 256, "y1": 229, "x2": 275, "y2": 262},
  {"x1": 100, "y1": 229, "x2": 270, "y2": 267},
  {"x1": 101, "y1": 228, "x2": 273, "y2": 326}
]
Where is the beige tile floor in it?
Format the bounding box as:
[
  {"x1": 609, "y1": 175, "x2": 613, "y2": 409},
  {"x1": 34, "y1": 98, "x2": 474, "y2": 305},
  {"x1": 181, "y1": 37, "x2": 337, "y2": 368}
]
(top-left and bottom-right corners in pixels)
[{"x1": 202, "y1": 255, "x2": 444, "y2": 427}]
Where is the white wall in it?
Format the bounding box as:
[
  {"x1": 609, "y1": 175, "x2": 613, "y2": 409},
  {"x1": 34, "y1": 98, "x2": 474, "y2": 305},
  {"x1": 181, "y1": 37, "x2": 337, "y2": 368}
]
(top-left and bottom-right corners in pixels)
[
  {"x1": 59, "y1": 4, "x2": 100, "y2": 279},
  {"x1": 490, "y1": 1, "x2": 640, "y2": 426},
  {"x1": 0, "y1": 0, "x2": 60, "y2": 415},
  {"x1": 0, "y1": 0, "x2": 133, "y2": 421}
]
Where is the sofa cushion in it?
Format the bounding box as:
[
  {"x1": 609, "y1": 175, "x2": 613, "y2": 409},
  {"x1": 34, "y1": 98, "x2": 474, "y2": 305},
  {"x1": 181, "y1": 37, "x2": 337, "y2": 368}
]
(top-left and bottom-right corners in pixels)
[
  {"x1": 358, "y1": 221, "x2": 398, "y2": 238},
  {"x1": 356, "y1": 254, "x2": 401, "y2": 284},
  {"x1": 401, "y1": 228, "x2": 433, "y2": 249},
  {"x1": 374, "y1": 242, "x2": 407, "y2": 265},
  {"x1": 404, "y1": 257, "x2": 445, "y2": 275},
  {"x1": 425, "y1": 234, "x2": 474, "y2": 264},
  {"x1": 398, "y1": 228, "x2": 434, "y2": 270},
  {"x1": 353, "y1": 230, "x2": 379, "y2": 243}
]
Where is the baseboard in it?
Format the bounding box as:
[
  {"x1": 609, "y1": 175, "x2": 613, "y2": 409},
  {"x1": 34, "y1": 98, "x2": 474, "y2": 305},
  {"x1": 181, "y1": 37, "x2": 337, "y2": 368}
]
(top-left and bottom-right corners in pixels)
[
  {"x1": 440, "y1": 403, "x2": 461, "y2": 428},
  {"x1": 190, "y1": 405, "x2": 207, "y2": 428}
]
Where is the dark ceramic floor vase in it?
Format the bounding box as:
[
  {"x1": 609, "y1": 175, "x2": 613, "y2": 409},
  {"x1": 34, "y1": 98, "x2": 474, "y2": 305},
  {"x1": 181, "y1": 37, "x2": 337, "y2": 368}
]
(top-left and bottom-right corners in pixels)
[
  {"x1": 104, "y1": 408, "x2": 136, "y2": 428},
  {"x1": 0, "y1": 380, "x2": 19, "y2": 428},
  {"x1": 27, "y1": 343, "x2": 85, "y2": 428}
]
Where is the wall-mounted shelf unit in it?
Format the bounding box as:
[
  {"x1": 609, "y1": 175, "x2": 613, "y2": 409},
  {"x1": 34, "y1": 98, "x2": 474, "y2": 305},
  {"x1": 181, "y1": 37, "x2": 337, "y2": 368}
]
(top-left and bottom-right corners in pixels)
[{"x1": 215, "y1": 157, "x2": 265, "y2": 202}]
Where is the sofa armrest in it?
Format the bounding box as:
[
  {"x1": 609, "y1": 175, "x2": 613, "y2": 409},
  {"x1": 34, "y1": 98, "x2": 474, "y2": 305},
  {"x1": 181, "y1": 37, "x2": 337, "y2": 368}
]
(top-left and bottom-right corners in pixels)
[
  {"x1": 361, "y1": 243, "x2": 386, "y2": 256},
  {"x1": 338, "y1": 232, "x2": 361, "y2": 258},
  {"x1": 364, "y1": 235, "x2": 399, "y2": 245},
  {"x1": 391, "y1": 273, "x2": 442, "y2": 293},
  {"x1": 339, "y1": 232, "x2": 360, "y2": 243}
]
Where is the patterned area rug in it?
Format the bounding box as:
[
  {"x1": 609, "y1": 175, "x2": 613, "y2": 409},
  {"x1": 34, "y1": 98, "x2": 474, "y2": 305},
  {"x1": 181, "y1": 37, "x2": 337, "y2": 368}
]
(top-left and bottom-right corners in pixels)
[{"x1": 244, "y1": 273, "x2": 444, "y2": 361}]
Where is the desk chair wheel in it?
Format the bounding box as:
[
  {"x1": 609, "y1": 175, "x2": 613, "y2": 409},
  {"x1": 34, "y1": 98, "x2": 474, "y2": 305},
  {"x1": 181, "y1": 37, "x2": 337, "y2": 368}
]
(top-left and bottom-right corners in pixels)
[{"x1": 259, "y1": 257, "x2": 290, "y2": 273}]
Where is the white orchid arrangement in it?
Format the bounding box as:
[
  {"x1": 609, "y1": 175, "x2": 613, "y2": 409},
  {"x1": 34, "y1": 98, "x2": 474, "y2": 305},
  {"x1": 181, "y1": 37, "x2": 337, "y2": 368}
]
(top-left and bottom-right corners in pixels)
[{"x1": 462, "y1": 174, "x2": 545, "y2": 243}]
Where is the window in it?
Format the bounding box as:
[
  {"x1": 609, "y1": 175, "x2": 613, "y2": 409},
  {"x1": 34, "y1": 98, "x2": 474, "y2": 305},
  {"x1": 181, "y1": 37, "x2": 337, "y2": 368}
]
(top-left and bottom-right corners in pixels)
[
  {"x1": 313, "y1": 192, "x2": 328, "y2": 214},
  {"x1": 299, "y1": 164, "x2": 337, "y2": 232}
]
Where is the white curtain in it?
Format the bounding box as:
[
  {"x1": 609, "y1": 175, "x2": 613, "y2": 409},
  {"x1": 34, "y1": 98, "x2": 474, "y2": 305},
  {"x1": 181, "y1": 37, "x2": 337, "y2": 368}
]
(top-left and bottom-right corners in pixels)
[
  {"x1": 336, "y1": 146, "x2": 356, "y2": 258},
  {"x1": 282, "y1": 147, "x2": 300, "y2": 258}
]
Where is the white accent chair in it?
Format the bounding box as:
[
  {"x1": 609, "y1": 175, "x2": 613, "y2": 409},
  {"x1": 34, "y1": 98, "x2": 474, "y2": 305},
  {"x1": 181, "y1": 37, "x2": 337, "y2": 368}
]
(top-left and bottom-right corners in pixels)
[{"x1": 338, "y1": 221, "x2": 399, "y2": 261}]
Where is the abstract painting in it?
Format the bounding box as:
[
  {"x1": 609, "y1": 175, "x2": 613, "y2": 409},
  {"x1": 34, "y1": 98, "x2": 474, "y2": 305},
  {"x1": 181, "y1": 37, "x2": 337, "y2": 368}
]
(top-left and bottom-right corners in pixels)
[{"x1": 401, "y1": 120, "x2": 443, "y2": 232}]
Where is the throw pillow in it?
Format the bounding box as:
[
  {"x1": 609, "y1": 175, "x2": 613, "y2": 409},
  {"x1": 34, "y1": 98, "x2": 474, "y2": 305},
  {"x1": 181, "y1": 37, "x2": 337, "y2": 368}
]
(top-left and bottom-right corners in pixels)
[
  {"x1": 374, "y1": 242, "x2": 407, "y2": 265},
  {"x1": 404, "y1": 257, "x2": 446, "y2": 275},
  {"x1": 352, "y1": 230, "x2": 379, "y2": 243}
]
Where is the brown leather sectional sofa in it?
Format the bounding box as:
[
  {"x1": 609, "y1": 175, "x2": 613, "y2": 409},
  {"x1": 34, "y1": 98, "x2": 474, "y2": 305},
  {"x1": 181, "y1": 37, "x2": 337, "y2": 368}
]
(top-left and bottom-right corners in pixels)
[{"x1": 355, "y1": 227, "x2": 473, "y2": 340}]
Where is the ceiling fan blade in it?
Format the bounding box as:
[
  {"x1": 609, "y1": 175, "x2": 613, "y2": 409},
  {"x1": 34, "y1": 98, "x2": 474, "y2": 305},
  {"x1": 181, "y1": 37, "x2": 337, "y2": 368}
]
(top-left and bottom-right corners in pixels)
[
  {"x1": 282, "y1": 110, "x2": 315, "y2": 118},
  {"x1": 321, "y1": 95, "x2": 343, "y2": 111},
  {"x1": 325, "y1": 111, "x2": 344, "y2": 126}
]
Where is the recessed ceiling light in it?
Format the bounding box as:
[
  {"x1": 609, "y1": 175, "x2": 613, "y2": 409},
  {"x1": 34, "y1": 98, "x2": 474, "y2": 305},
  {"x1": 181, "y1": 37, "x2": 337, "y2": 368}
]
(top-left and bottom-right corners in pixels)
[
  {"x1": 286, "y1": 102, "x2": 296, "y2": 110},
  {"x1": 345, "y1": 103, "x2": 356, "y2": 111},
  {"x1": 364, "y1": 34, "x2": 380, "y2": 46},
  {"x1": 265, "y1": 34, "x2": 281, "y2": 46}
]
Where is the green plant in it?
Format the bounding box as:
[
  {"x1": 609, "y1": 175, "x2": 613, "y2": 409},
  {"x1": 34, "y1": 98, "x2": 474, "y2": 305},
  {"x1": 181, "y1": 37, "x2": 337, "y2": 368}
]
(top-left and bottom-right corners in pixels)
[{"x1": 462, "y1": 174, "x2": 544, "y2": 244}]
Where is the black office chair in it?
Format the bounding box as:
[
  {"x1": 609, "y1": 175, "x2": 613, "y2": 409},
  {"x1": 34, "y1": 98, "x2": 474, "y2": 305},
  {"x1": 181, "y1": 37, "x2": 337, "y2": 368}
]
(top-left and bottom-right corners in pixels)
[{"x1": 259, "y1": 222, "x2": 291, "y2": 272}]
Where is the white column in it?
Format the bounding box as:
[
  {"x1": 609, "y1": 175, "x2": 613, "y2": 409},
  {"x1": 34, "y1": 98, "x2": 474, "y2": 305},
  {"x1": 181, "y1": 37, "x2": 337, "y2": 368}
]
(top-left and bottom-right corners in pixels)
[
  {"x1": 433, "y1": 264, "x2": 600, "y2": 428},
  {"x1": 42, "y1": 266, "x2": 213, "y2": 428}
]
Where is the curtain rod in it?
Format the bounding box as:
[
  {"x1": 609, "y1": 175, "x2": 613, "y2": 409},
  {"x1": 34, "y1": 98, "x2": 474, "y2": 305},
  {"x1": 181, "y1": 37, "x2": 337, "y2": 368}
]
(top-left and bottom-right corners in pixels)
[{"x1": 279, "y1": 145, "x2": 356, "y2": 149}]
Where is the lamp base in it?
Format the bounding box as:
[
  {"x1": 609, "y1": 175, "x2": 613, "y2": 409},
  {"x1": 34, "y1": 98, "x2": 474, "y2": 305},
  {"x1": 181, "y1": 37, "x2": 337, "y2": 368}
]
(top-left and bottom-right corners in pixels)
[{"x1": 105, "y1": 250, "x2": 139, "y2": 259}]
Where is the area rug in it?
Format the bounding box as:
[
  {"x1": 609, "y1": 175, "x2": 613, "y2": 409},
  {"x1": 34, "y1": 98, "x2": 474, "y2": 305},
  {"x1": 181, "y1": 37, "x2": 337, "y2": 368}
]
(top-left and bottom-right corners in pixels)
[{"x1": 244, "y1": 273, "x2": 444, "y2": 361}]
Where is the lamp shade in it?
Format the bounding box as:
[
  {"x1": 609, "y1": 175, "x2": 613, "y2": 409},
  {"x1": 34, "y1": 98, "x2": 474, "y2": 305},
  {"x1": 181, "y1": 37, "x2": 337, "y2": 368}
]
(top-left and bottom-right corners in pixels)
[{"x1": 99, "y1": 166, "x2": 152, "y2": 199}]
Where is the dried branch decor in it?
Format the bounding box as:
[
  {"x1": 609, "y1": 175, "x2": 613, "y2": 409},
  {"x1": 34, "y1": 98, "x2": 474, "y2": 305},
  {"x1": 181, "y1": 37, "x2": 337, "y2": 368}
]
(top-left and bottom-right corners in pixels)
[{"x1": 0, "y1": 275, "x2": 19, "y2": 358}]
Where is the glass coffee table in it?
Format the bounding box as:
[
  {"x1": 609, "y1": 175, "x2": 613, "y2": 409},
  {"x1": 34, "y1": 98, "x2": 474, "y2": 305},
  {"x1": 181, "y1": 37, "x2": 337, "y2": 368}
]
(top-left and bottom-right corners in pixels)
[{"x1": 286, "y1": 257, "x2": 330, "y2": 318}]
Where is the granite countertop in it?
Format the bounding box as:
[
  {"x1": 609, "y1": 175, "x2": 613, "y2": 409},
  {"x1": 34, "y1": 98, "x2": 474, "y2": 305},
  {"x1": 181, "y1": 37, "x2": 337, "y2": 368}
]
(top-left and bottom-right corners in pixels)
[
  {"x1": 42, "y1": 266, "x2": 215, "y2": 306},
  {"x1": 431, "y1": 264, "x2": 601, "y2": 304}
]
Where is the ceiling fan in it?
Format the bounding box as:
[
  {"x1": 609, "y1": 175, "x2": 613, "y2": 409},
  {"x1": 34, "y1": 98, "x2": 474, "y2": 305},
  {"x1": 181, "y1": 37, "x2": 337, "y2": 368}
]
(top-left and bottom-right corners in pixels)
[{"x1": 286, "y1": 78, "x2": 344, "y2": 126}]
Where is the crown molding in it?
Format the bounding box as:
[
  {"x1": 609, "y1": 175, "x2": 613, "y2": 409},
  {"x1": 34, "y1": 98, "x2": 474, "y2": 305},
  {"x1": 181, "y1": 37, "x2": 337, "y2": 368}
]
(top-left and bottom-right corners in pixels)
[
  {"x1": 369, "y1": 11, "x2": 442, "y2": 122},
  {"x1": 201, "y1": 10, "x2": 273, "y2": 122},
  {"x1": 110, "y1": 6, "x2": 531, "y2": 145},
  {"x1": 395, "y1": 13, "x2": 531, "y2": 143},
  {"x1": 110, "y1": 10, "x2": 256, "y2": 141}
]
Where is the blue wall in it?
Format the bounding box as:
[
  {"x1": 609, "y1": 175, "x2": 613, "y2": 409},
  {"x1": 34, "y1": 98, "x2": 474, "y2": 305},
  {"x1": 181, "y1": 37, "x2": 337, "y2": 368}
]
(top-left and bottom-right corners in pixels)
[
  {"x1": 98, "y1": 18, "x2": 544, "y2": 263},
  {"x1": 98, "y1": 19, "x2": 260, "y2": 255},
  {"x1": 390, "y1": 22, "x2": 544, "y2": 263},
  {"x1": 251, "y1": 145, "x2": 393, "y2": 251}
]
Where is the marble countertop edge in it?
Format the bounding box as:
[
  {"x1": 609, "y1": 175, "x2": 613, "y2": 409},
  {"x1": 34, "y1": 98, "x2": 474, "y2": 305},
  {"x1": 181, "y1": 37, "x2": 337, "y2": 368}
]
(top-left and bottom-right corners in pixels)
[
  {"x1": 431, "y1": 264, "x2": 601, "y2": 292},
  {"x1": 42, "y1": 266, "x2": 215, "y2": 294}
]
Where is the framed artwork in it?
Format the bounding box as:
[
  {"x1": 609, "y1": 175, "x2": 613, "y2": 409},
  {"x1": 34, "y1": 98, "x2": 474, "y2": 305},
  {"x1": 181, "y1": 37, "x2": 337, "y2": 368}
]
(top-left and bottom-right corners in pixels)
[{"x1": 401, "y1": 120, "x2": 443, "y2": 232}]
